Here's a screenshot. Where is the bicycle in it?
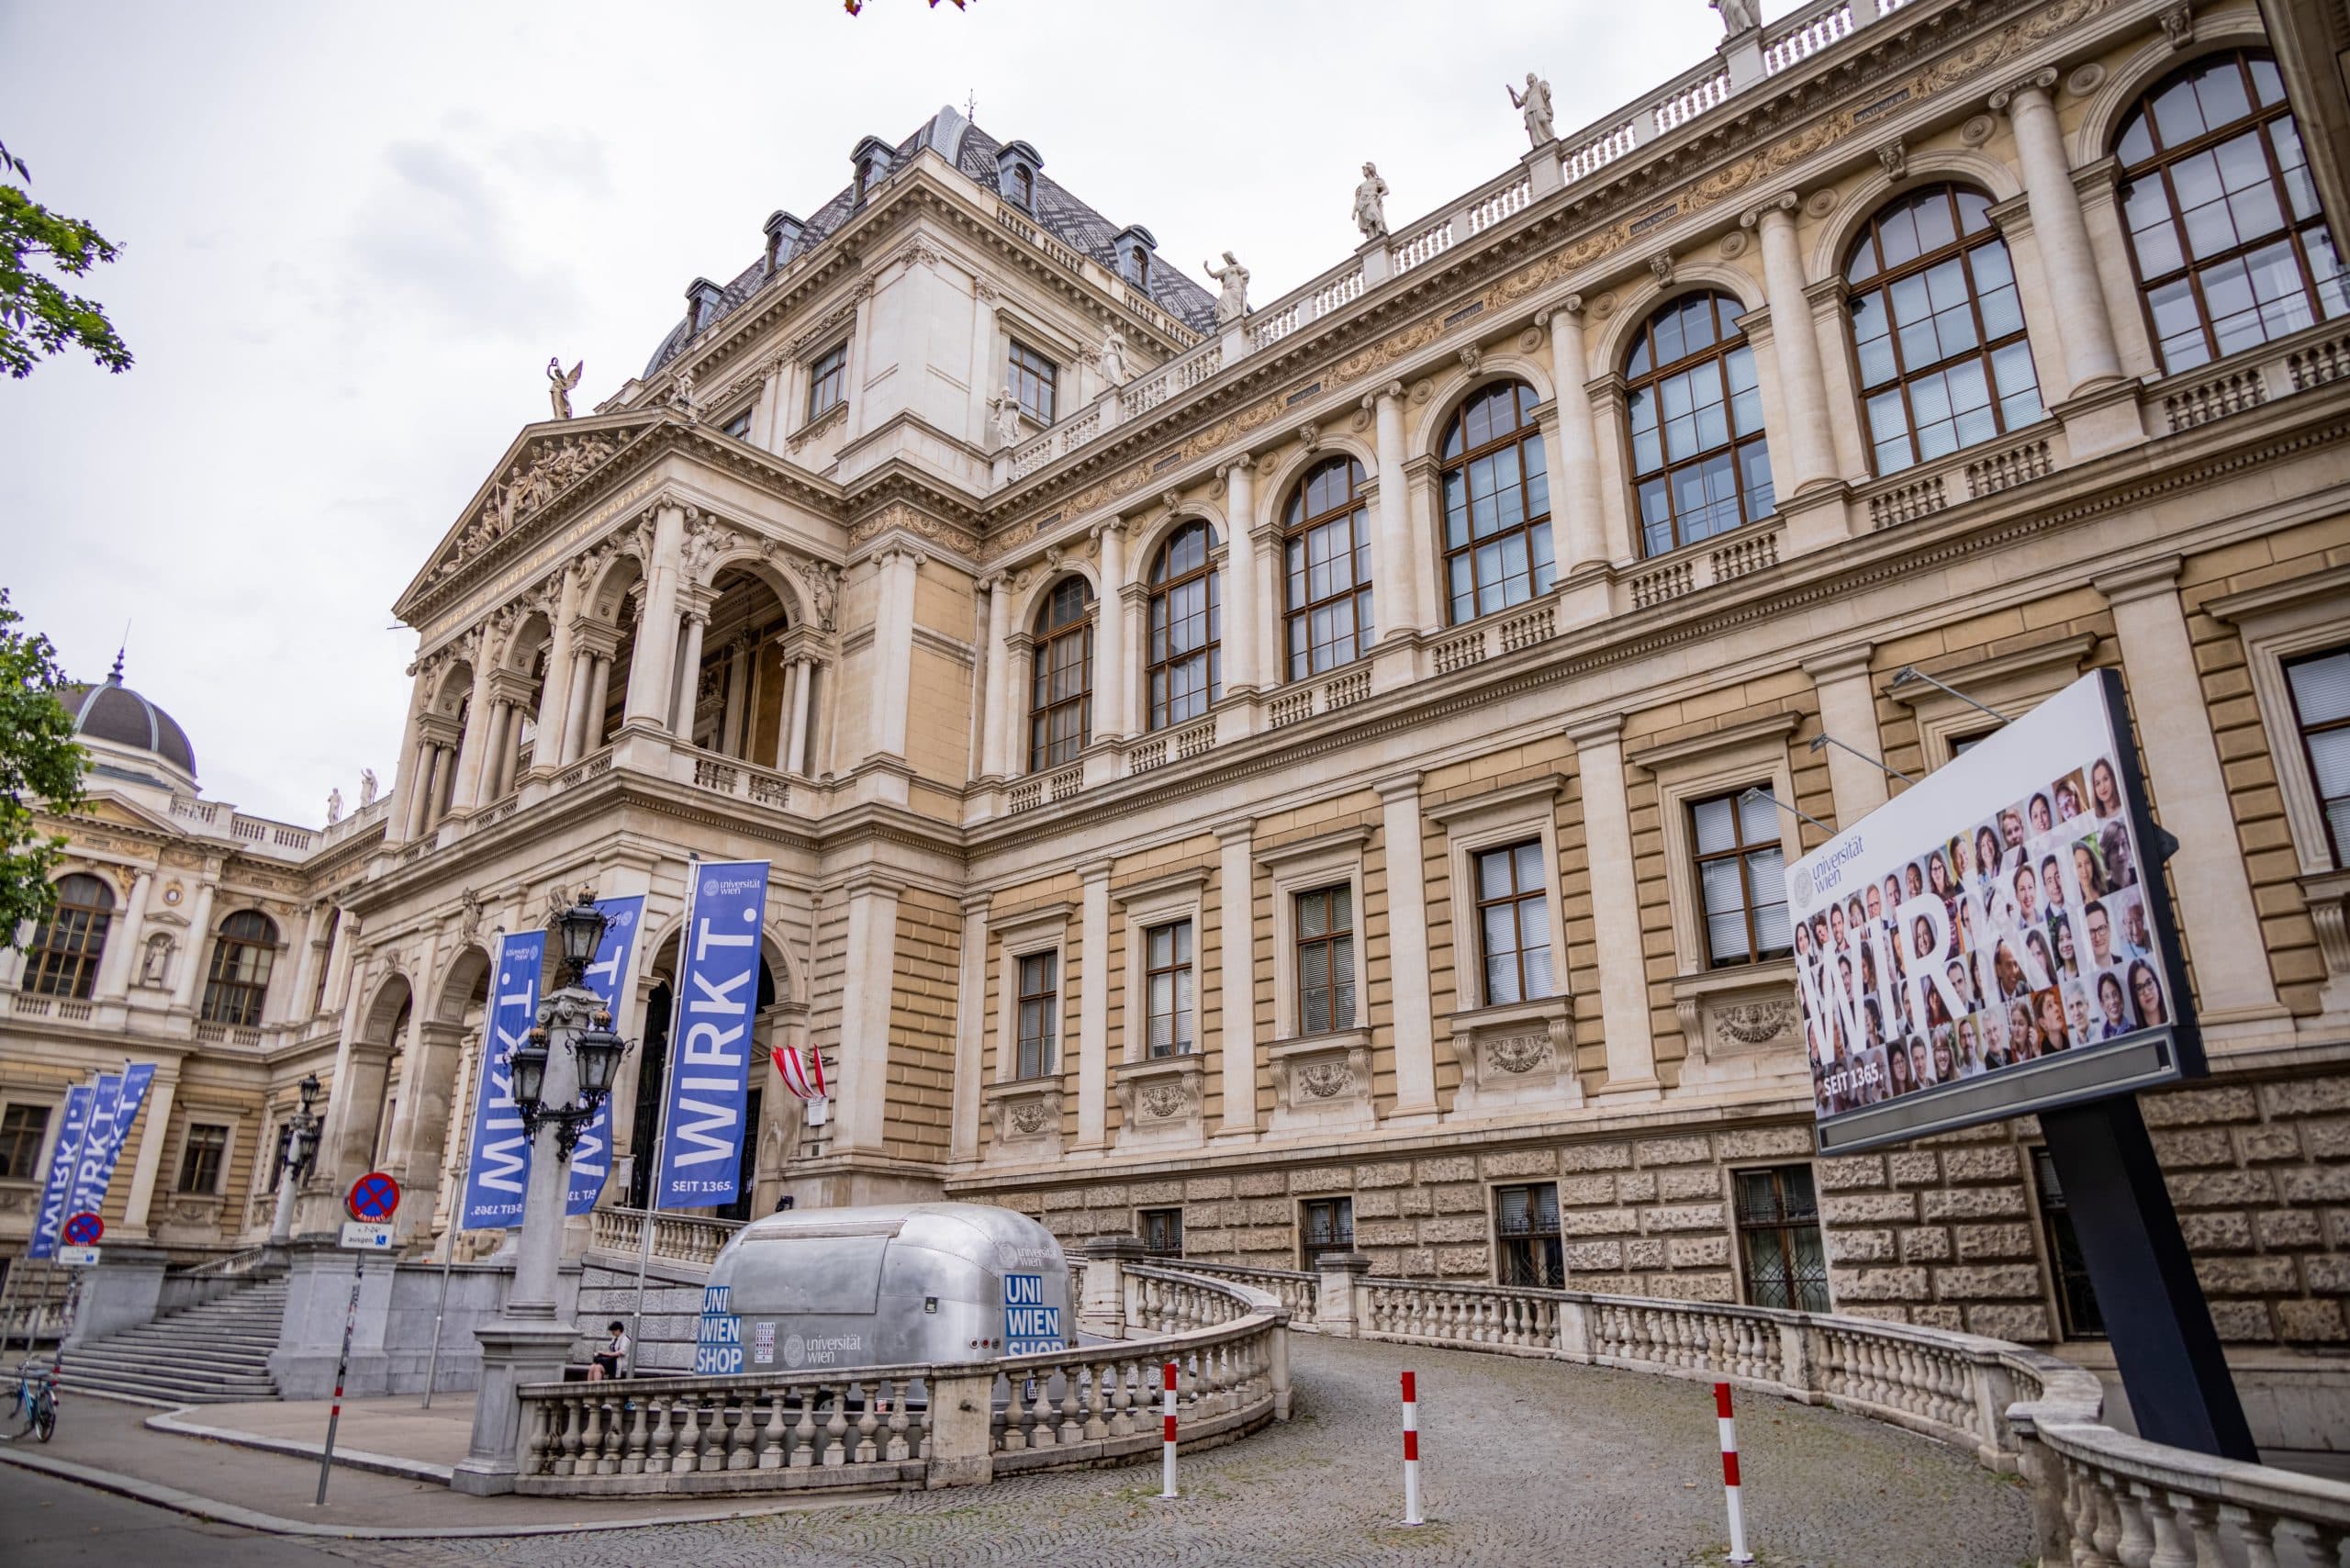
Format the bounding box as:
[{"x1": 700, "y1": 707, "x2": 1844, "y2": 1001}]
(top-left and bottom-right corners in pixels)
[{"x1": 8, "y1": 1361, "x2": 55, "y2": 1442}]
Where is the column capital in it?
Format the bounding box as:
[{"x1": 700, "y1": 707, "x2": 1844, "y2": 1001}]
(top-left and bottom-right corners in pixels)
[
  {"x1": 1537, "y1": 293, "x2": 1586, "y2": 326},
  {"x1": 1214, "y1": 817, "x2": 1256, "y2": 846},
  {"x1": 839, "y1": 869, "x2": 909, "y2": 901},
  {"x1": 1215, "y1": 452, "x2": 1256, "y2": 479},
  {"x1": 1078, "y1": 857, "x2": 1114, "y2": 884},
  {"x1": 1564, "y1": 713, "x2": 1626, "y2": 750},
  {"x1": 1739, "y1": 190, "x2": 1801, "y2": 230},
  {"x1": 1374, "y1": 772, "x2": 1424, "y2": 802},
  {"x1": 1988, "y1": 67, "x2": 2060, "y2": 115},
  {"x1": 1092, "y1": 516, "x2": 1127, "y2": 543},
  {"x1": 1800, "y1": 643, "x2": 1877, "y2": 685},
  {"x1": 876, "y1": 544, "x2": 928, "y2": 572},
  {"x1": 2093, "y1": 554, "x2": 2184, "y2": 608},
  {"x1": 959, "y1": 890, "x2": 996, "y2": 916}
]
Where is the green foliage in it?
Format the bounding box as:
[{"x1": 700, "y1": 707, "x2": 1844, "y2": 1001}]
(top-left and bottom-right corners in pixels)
[
  {"x1": 0, "y1": 137, "x2": 132, "y2": 379},
  {"x1": 0, "y1": 589, "x2": 87, "y2": 952}
]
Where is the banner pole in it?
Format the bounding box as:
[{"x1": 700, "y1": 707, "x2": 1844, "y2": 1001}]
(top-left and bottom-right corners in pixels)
[
  {"x1": 420, "y1": 1222, "x2": 459, "y2": 1410},
  {"x1": 630, "y1": 875, "x2": 697, "y2": 1362}
]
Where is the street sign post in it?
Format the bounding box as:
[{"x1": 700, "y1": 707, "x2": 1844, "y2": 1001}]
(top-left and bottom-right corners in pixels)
[
  {"x1": 338, "y1": 1222, "x2": 394, "y2": 1250},
  {"x1": 346, "y1": 1171, "x2": 400, "y2": 1223},
  {"x1": 319, "y1": 1173, "x2": 401, "y2": 1505},
  {"x1": 56, "y1": 1247, "x2": 101, "y2": 1268}
]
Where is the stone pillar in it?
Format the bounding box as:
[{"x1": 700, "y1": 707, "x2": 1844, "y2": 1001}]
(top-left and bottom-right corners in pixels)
[
  {"x1": 282, "y1": 900, "x2": 330, "y2": 1025},
  {"x1": 531, "y1": 567, "x2": 583, "y2": 770},
  {"x1": 1370, "y1": 384, "x2": 1426, "y2": 639},
  {"x1": 670, "y1": 608, "x2": 709, "y2": 736},
  {"x1": 787, "y1": 656, "x2": 817, "y2": 777},
  {"x1": 2096, "y1": 560, "x2": 2286, "y2": 1026},
  {"x1": 117, "y1": 1069, "x2": 179, "y2": 1238},
  {"x1": 951, "y1": 893, "x2": 990, "y2": 1164},
  {"x1": 64, "y1": 1247, "x2": 169, "y2": 1348},
  {"x1": 1078, "y1": 1235, "x2": 1139, "y2": 1338},
  {"x1": 622, "y1": 505, "x2": 688, "y2": 730},
  {"x1": 1994, "y1": 72, "x2": 2124, "y2": 399},
  {"x1": 384, "y1": 666, "x2": 432, "y2": 845},
  {"x1": 559, "y1": 638, "x2": 595, "y2": 762},
  {"x1": 845, "y1": 282, "x2": 877, "y2": 441},
  {"x1": 1315, "y1": 1252, "x2": 1372, "y2": 1338},
  {"x1": 421, "y1": 741, "x2": 453, "y2": 829},
  {"x1": 868, "y1": 546, "x2": 924, "y2": 762},
  {"x1": 448, "y1": 644, "x2": 499, "y2": 813},
  {"x1": 1214, "y1": 820, "x2": 1258, "y2": 1137},
  {"x1": 390, "y1": 1019, "x2": 466, "y2": 1242},
  {"x1": 169, "y1": 881, "x2": 217, "y2": 1014},
  {"x1": 321, "y1": 911, "x2": 356, "y2": 1016},
  {"x1": 752, "y1": 354, "x2": 787, "y2": 450},
  {"x1": 1566, "y1": 716, "x2": 1660, "y2": 1097},
  {"x1": 1746, "y1": 195, "x2": 1841, "y2": 495},
  {"x1": 979, "y1": 577, "x2": 1013, "y2": 779},
  {"x1": 93, "y1": 869, "x2": 151, "y2": 1002},
  {"x1": 968, "y1": 280, "x2": 1001, "y2": 447},
  {"x1": 1095, "y1": 521, "x2": 1130, "y2": 740},
  {"x1": 778, "y1": 654, "x2": 808, "y2": 772},
  {"x1": 1540, "y1": 301, "x2": 1609, "y2": 575},
  {"x1": 1075, "y1": 860, "x2": 1112, "y2": 1152},
  {"x1": 1377, "y1": 776, "x2": 1439, "y2": 1121},
  {"x1": 832, "y1": 875, "x2": 902, "y2": 1155},
  {"x1": 1219, "y1": 457, "x2": 1260, "y2": 693},
  {"x1": 720, "y1": 634, "x2": 751, "y2": 756},
  {"x1": 1005, "y1": 636, "x2": 1035, "y2": 774},
  {"x1": 1802, "y1": 644, "x2": 1888, "y2": 823}
]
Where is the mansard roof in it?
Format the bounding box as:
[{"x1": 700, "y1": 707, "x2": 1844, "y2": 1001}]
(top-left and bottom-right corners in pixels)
[{"x1": 641, "y1": 106, "x2": 1219, "y2": 379}]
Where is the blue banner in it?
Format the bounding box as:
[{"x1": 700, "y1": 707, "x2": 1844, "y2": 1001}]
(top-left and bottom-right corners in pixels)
[
  {"x1": 28, "y1": 1083, "x2": 95, "y2": 1260},
  {"x1": 69, "y1": 1062, "x2": 155, "y2": 1217},
  {"x1": 458, "y1": 930, "x2": 545, "y2": 1231},
  {"x1": 566, "y1": 895, "x2": 644, "y2": 1216},
  {"x1": 656, "y1": 861, "x2": 768, "y2": 1210}
]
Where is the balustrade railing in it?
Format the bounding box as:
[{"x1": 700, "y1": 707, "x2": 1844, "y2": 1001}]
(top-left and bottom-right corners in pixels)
[
  {"x1": 1148, "y1": 1260, "x2": 1321, "y2": 1327},
  {"x1": 588, "y1": 1206, "x2": 744, "y2": 1268}
]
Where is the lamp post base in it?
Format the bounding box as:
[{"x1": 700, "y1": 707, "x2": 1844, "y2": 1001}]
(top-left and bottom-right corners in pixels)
[{"x1": 450, "y1": 1316, "x2": 577, "y2": 1495}]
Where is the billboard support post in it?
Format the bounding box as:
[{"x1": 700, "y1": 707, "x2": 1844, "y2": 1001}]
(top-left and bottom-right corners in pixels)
[{"x1": 2041, "y1": 1094, "x2": 2256, "y2": 1461}]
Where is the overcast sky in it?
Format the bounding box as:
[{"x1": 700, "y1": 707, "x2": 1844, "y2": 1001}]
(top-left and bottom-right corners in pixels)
[{"x1": 0, "y1": 0, "x2": 1788, "y2": 827}]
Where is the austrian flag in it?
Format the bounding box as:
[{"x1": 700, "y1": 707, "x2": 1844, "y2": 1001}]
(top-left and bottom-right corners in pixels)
[{"x1": 775, "y1": 1043, "x2": 828, "y2": 1103}]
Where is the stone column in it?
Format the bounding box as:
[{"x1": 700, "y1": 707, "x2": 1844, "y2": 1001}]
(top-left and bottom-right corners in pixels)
[
  {"x1": 1745, "y1": 195, "x2": 1841, "y2": 495},
  {"x1": 751, "y1": 354, "x2": 787, "y2": 450},
  {"x1": 1214, "y1": 820, "x2": 1258, "y2": 1137},
  {"x1": 778, "y1": 655, "x2": 809, "y2": 772},
  {"x1": 1094, "y1": 522, "x2": 1130, "y2": 740},
  {"x1": 281, "y1": 900, "x2": 330, "y2": 1025},
  {"x1": 1370, "y1": 384, "x2": 1426, "y2": 639},
  {"x1": 320, "y1": 912, "x2": 356, "y2": 1015},
  {"x1": 1803, "y1": 644, "x2": 1888, "y2": 823},
  {"x1": 1004, "y1": 636, "x2": 1035, "y2": 774},
  {"x1": 448, "y1": 644, "x2": 499, "y2": 812},
  {"x1": 1377, "y1": 777, "x2": 1439, "y2": 1120},
  {"x1": 1566, "y1": 717, "x2": 1660, "y2": 1097},
  {"x1": 622, "y1": 505, "x2": 688, "y2": 730},
  {"x1": 869, "y1": 546, "x2": 924, "y2": 762},
  {"x1": 530, "y1": 566, "x2": 582, "y2": 770},
  {"x1": 93, "y1": 869, "x2": 151, "y2": 1002},
  {"x1": 968, "y1": 280, "x2": 1002, "y2": 446},
  {"x1": 950, "y1": 893, "x2": 990, "y2": 1164},
  {"x1": 831, "y1": 875, "x2": 902, "y2": 1155},
  {"x1": 1994, "y1": 71, "x2": 2124, "y2": 398},
  {"x1": 845, "y1": 282, "x2": 877, "y2": 441},
  {"x1": 559, "y1": 635, "x2": 596, "y2": 762},
  {"x1": 117, "y1": 1067, "x2": 179, "y2": 1238},
  {"x1": 1219, "y1": 457, "x2": 1260, "y2": 692},
  {"x1": 421, "y1": 741, "x2": 453, "y2": 829},
  {"x1": 169, "y1": 881, "x2": 217, "y2": 1014},
  {"x1": 2095, "y1": 560, "x2": 2286, "y2": 1025},
  {"x1": 385, "y1": 666, "x2": 433, "y2": 845},
  {"x1": 787, "y1": 656, "x2": 817, "y2": 776},
  {"x1": 1540, "y1": 301, "x2": 1609, "y2": 574},
  {"x1": 1075, "y1": 860, "x2": 1112, "y2": 1152},
  {"x1": 670, "y1": 608, "x2": 709, "y2": 736},
  {"x1": 979, "y1": 577, "x2": 1013, "y2": 778},
  {"x1": 390, "y1": 1020, "x2": 466, "y2": 1243},
  {"x1": 721, "y1": 634, "x2": 752, "y2": 756}
]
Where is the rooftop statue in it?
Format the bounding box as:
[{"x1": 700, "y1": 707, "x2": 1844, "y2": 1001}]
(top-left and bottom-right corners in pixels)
[
  {"x1": 359, "y1": 767, "x2": 378, "y2": 807},
  {"x1": 325, "y1": 787, "x2": 342, "y2": 825},
  {"x1": 672, "y1": 366, "x2": 698, "y2": 421},
  {"x1": 1203, "y1": 252, "x2": 1250, "y2": 324},
  {"x1": 546, "y1": 357, "x2": 583, "y2": 420},
  {"x1": 1508, "y1": 73, "x2": 1556, "y2": 147},
  {"x1": 1712, "y1": 0, "x2": 1762, "y2": 34},
  {"x1": 988, "y1": 385, "x2": 1024, "y2": 447},
  {"x1": 1354, "y1": 162, "x2": 1390, "y2": 241},
  {"x1": 1095, "y1": 328, "x2": 1131, "y2": 386}
]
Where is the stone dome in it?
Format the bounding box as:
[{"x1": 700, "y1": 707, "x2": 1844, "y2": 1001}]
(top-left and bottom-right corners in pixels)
[{"x1": 61, "y1": 655, "x2": 196, "y2": 778}]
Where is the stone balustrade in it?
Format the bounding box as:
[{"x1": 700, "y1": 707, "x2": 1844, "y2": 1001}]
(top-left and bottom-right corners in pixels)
[{"x1": 588, "y1": 1205, "x2": 744, "y2": 1269}]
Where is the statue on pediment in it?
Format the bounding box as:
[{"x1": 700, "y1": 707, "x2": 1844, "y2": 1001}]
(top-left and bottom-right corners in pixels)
[
  {"x1": 326, "y1": 787, "x2": 342, "y2": 824},
  {"x1": 1354, "y1": 162, "x2": 1389, "y2": 241},
  {"x1": 547, "y1": 357, "x2": 583, "y2": 420},
  {"x1": 1712, "y1": 0, "x2": 1761, "y2": 35},
  {"x1": 360, "y1": 767, "x2": 378, "y2": 807},
  {"x1": 1508, "y1": 73, "x2": 1556, "y2": 147},
  {"x1": 1203, "y1": 252, "x2": 1250, "y2": 324},
  {"x1": 1095, "y1": 328, "x2": 1131, "y2": 386}
]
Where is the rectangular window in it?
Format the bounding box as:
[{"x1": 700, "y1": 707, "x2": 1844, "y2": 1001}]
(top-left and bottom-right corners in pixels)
[
  {"x1": 1008, "y1": 340, "x2": 1058, "y2": 425},
  {"x1": 175, "y1": 1123, "x2": 229, "y2": 1195},
  {"x1": 0, "y1": 1103, "x2": 51, "y2": 1181},
  {"x1": 721, "y1": 405, "x2": 754, "y2": 441},
  {"x1": 1732, "y1": 1165, "x2": 1830, "y2": 1313},
  {"x1": 1294, "y1": 885, "x2": 1355, "y2": 1036},
  {"x1": 2285, "y1": 644, "x2": 2350, "y2": 868},
  {"x1": 1475, "y1": 841, "x2": 1554, "y2": 1005},
  {"x1": 806, "y1": 342, "x2": 848, "y2": 422},
  {"x1": 1140, "y1": 1207, "x2": 1184, "y2": 1259},
  {"x1": 1949, "y1": 730, "x2": 1994, "y2": 759},
  {"x1": 1301, "y1": 1196, "x2": 1354, "y2": 1269},
  {"x1": 2031, "y1": 1147, "x2": 2105, "y2": 1338},
  {"x1": 1144, "y1": 921, "x2": 1194, "y2": 1058},
  {"x1": 1692, "y1": 789, "x2": 1791, "y2": 968},
  {"x1": 1015, "y1": 951, "x2": 1059, "y2": 1081},
  {"x1": 1494, "y1": 1182, "x2": 1564, "y2": 1287}
]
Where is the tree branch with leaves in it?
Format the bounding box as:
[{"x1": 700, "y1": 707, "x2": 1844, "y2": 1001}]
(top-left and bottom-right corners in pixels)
[
  {"x1": 0, "y1": 139, "x2": 132, "y2": 379},
  {"x1": 0, "y1": 590, "x2": 87, "y2": 952}
]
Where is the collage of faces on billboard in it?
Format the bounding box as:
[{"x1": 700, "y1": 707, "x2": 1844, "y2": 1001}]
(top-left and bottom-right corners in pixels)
[{"x1": 1796, "y1": 738, "x2": 2177, "y2": 1121}]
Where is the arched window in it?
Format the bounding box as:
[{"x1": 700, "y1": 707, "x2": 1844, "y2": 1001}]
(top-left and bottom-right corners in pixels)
[
  {"x1": 25, "y1": 873, "x2": 114, "y2": 1000},
  {"x1": 1012, "y1": 164, "x2": 1034, "y2": 211},
  {"x1": 1440, "y1": 380, "x2": 1555, "y2": 622},
  {"x1": 1847, "y1": 185, "x2": 2044, "y2": 476},
  {"x1": 1027, "y1": 577, "x2": 1095, "y2": 772},
  {"x1": 1626, "y1": 294, "x2": 1775, "y2": 554},
  {"x1": 1281, "y1": 457, "x2": 1374, "y2": 678},
  {"x1": 2116, "y1": 50, "x2": 2348, "y2": 374},
  {"x1": 200, "y1": 911, "x2": 279, "y2": 1027},
  {"x1": 1148, "y1": 521, "x2": 1221, "y2": 729}
]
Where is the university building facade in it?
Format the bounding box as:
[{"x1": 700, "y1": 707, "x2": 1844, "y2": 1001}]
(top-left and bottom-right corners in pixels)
[{"x1": 8, "y1": 0, "x2": 2350, "y2": 1427}]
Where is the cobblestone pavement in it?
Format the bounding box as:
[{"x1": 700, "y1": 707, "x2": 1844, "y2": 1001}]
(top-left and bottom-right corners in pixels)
[{"x1": 314, "y1": 1337, "x2": 2033, "y2": 1568}]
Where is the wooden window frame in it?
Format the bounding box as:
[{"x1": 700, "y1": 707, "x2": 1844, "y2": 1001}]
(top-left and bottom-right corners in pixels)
[
  {"x1": 2282, "y1": 643, "x2": 2350, "y2": 869},
  {"x1": 1138, "y1": 1205, "x2": 1184, "y2": 1259},
  {"x1": 1730, "y1": 1163, "x2": 1830, "y2": 1314},
  {"x1": 1281, "y1": 456, "x2": 1375, "y2": 679},
  {"x1": 1473, "y1": 840, "x2": 1555, "y2": 1009},
  {"x1": 175, "y1": 1121, "x2": 231, "y2": 1195},
  {"x1": 1624, "y1": 292, "x2": 1778, "y2": 554},
  {"x1": 1439, "y1": 380, "x2": 1557, "y2": 623},
  {"x1": 200, "y1": 911, "x2": 278, "y2": 1027},
  {"x1": 1147, "y1": 521, "x2": 1221, "y2": 730},
  {"x1": 1292, "y1": 884, "x2": 1356, "y2": 1039},
  {"x1": 1142, "y1": 919, "x2": 1194, "y2": 1059},
  {"x1": 1027, "y1": 578, "x2": 1096, "y2": 773},
  {"x1": 0, "y1": 1102, "x2": 52, "y2": 1182},
  {"x1": 1008, "y1": 339, "x2": 1058, "y2": 426},
  {"x1": 720, "y1": 404, "x2": 755, "y2": 441},
  {"x1": 806, "y1": 342, "x2": 848, "y2": 422},
  {"x1": 1690, "y1": 786, "x2": 1795, "y2": 969},
  {"x1": 25, "y1": 872, "x2": 114, "y2": 1001},
  {"x1": 1842, "y1": 185, "x2": 2044, "y2": 479},
  {"x1": 1493, "y1": 1181, "x2": 1564, "y2": 1288},
  {"x1": 2114, "y1": 49, "x2": 2347, "y2": 376},
  {"x1": 1299, "y1": 1195, "x2": 1354, "y2": 1268},
  {"x1": 1014, "y1": 949, "x2": 1060, "y2": 1081}
]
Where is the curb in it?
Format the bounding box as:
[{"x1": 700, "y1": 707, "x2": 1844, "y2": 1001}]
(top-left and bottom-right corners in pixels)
[
  {"x1": 145, "y1": 1408, "x2": 453, "y2": 1484},
  {"x1": 0, "y1": 1442, "x2": 892, "y2": 1540}
]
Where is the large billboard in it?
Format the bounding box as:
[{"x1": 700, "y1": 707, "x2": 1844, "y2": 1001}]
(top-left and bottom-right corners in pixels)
[{"x1": 1786, "y1": 669, "x2": 2202, "y2": 1152}]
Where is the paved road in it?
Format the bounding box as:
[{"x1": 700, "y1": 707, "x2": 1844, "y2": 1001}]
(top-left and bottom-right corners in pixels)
[
  {"x1": 0, "y1": 1468, "x2": 351, "y2": 1567},
  {"x1": 1, "y1": 1336, "x2": 2034, "y2": 1567}
]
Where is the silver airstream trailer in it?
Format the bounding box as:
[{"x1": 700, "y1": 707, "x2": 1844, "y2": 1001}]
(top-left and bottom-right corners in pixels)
[{"x1": 699, "y1": 1202, "x2": 1071, "y2": 1375}]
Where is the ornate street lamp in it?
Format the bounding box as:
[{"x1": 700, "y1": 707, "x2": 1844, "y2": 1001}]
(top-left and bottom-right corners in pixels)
[
  {"x1": 268, "y1": 1071, "x2": 327, "y2": 1248},
  {"x1": 506, "y1": 893, "x2": 632, "y2": 1157}
]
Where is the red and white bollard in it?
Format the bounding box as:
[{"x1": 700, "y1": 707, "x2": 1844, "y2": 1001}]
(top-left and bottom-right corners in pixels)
[
  {"x1": 1400, "y1": 1370, "x2": 1425, "y2": 1526},
  {"x1": 1716, "y1": 1382, "x2": 1753, "y2": 1564},
  {"x1": 1159, "y1": 1360, "x2": 1179, "y2": 1499}
]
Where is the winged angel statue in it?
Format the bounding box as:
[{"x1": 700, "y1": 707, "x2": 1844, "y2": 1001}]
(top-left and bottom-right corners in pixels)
[{"x1": 547, "y1": 357, "x2": 584, "y2": 420}]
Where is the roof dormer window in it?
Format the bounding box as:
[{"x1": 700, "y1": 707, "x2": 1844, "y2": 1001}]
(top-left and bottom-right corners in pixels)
[
  {"x1": 1013, "y1": 164, "x2": 1034, "y2": 210},
  {"x1": 995, "y1": 140, "x2": 1044, "y2": 214},
  {"x1": 1113, "y1": 224, "x2": 1158, "y2": 292},
  {"x1": 850, "y1": 135, "x2": 896, "y2": 207}
]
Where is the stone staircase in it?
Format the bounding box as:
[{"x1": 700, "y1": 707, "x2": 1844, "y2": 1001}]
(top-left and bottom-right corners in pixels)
[{"x1": 61, "y1": 1276, "x2": 286, "y2": 1405}]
